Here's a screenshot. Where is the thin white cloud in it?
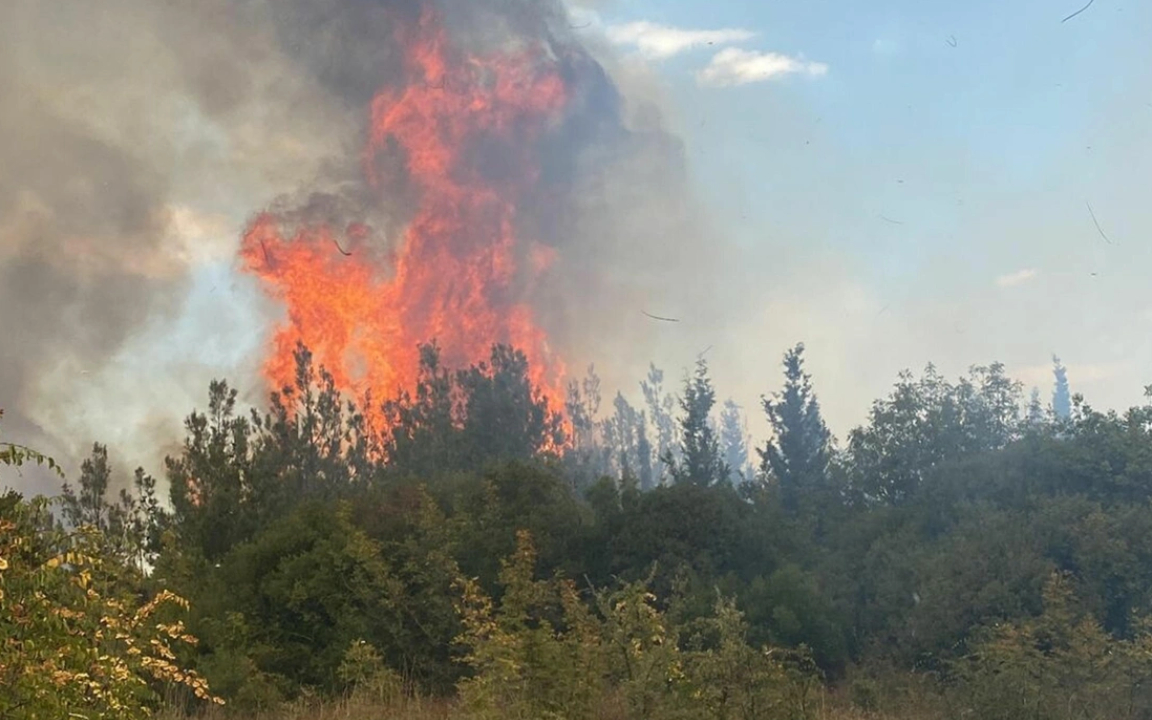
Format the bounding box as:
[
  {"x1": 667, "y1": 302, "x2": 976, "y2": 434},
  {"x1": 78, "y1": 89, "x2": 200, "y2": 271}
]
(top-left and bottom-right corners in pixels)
[
  {"x1": 996, "y1": 268, "x2": 1039, "y2": 288},
  {"x1": 606, "y1": 21, "x2": 755, "y2": 60},
  {"x1": 697, "y1": 48, "x2": 829, "y2": 87}
]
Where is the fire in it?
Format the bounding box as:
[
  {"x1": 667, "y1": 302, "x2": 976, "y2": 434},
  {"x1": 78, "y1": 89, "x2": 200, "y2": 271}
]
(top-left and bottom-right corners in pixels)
[{"x1": 240, "y1": 8, "x2": 568, "y2": 428}]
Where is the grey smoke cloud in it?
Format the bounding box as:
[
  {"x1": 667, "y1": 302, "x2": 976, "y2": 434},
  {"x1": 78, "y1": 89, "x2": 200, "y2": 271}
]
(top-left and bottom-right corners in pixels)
[
  {"x1": 0, "y1": 0, "x2": 729, "y2": 492},
  {"x1": 0, "y1": 0, "x2": 354, "y2": 489},
  {"x1": 1, "y1": 6, "x2": 182, "y2": 490}
]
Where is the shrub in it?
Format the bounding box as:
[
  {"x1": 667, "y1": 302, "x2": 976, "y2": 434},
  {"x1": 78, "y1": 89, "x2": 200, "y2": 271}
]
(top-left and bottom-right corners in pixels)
[{"x1": 0, "y1": 492, "x2": 221, "y2": 718}]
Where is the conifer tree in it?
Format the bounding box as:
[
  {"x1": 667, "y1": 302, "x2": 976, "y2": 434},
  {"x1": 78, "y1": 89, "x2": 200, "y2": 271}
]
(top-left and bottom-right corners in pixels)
[{"x1": 760, "y1": 343, "x2": 832, "y2": 513}]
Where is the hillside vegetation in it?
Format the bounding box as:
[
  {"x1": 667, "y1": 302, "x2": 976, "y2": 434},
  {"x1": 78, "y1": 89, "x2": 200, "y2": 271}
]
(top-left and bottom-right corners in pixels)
[{"x1": 5, "y1": 345, "x2": 1152, "y2": 719}]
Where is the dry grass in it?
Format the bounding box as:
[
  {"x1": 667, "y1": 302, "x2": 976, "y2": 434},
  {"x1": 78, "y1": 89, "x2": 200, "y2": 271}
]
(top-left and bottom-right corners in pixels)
[
  {"x1": 162, "y1": 694, "x2": 456, "y2": 720},
  {"x1": 164, "y1": 691, "x2": 950, "y2": 720}
]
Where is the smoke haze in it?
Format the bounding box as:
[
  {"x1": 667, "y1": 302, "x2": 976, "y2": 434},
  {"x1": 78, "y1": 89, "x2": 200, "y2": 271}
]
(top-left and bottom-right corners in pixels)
[{"x1": 0, "y1": 0, "x2": 732, "y2": 491}]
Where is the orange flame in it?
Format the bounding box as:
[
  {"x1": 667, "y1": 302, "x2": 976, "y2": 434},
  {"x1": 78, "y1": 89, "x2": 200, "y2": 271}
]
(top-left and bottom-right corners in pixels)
[{"x1": 240, "y1": 8, "x2": 568, "y2": 427}]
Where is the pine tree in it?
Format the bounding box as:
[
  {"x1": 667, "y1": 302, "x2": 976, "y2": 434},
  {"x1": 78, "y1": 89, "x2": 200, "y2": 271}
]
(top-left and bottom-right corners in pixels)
[
  {"x1": 1026, "y1": 387, "x2": 1045, "y2": 427},
  {"x1": 565, "y1": 365, "x2": 608, "y2": 479},
  {"x1": 59, "y1": 445, "x2": 165, "y2": 569},
  {"x1": 720, "y1": 400, "x2": 750, "y2": 484},
  {"x1": 61, "y1": 444, "x2": 112, "y2": 531},
  {"x1": 760, "y1": 343, "x2": 832, "y2": 514},
  {"x1": 1052, "y1": 355, "x2": 1071, "y2": 420},
  {"x1": 604, "y1": 392, "x2": 639, "y2": 480},
  {"x1": 664, "y1": 358, "x2": 729, "y2": 487},
  {"x1": 635, "y1": 412, "x2": 654, "y2": 490},
  {"x1": 642, "y1": 363, "x2": 678, "y2": 483},
  {"x1": 604, "y1": 392, "x2": 655, "y2": 490}
]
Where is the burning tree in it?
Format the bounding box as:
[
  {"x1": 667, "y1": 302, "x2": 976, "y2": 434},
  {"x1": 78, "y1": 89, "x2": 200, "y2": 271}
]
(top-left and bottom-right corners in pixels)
[{"x1": 240, "y1": 6, "x2": 575, "y2": 431}]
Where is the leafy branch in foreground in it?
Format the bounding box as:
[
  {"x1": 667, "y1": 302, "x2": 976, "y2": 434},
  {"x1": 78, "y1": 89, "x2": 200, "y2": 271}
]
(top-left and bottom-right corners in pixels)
[
  {"x1": 0, "y1": 493, "x2": 224, "y2": 718},
  {"x1": 0, "y1": 410, "x2": 63, "y2": 479}
]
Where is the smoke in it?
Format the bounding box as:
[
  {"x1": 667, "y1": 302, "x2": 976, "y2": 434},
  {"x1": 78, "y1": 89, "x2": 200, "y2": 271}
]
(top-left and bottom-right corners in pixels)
[
  {"x1": 0, "y1": 3, "x2": 183, "y2": 490},
  {"x1": 0, "y1": 0, "x2": 352, "y2": 487},
  {"x1": 229, "y1": 0, "x2": 731, "y2": 410},
  {"x1": 0, "y1": 0, "x2": 729, "y2": 492}
]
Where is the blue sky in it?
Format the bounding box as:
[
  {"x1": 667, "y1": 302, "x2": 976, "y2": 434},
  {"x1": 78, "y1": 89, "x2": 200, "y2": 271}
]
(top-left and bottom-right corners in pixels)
[{"x1": 567, "y1": 0, "x2": 1152, "y2": 434}]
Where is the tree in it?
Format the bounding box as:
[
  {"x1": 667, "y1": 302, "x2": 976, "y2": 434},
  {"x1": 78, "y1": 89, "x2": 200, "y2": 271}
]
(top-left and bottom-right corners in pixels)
[
  {"x1": 956, "y1": 362, "x2": 1023, "y2": 449},
  {"x1": 60, "y1": 443, "x2": 112, "y2": 531},
  {"x1": 642, "y1": 364, "x2": 678, "y2": 484},
  {"x1": 760, "y1": 344, "x2": 832, "y2": 514},
  {"x1": 957, "y1": 571, "x2": 1152, "y2": 720},
  {"x1": 167, "y1": 379, "x2": 263, "y2": 562},
  {"x1": 254, "y1": 342, "x2": 375, "y2": 500},
  {"x1": 383, "y1": 342, "x2": 462, "y2": 477},
  {"x1": 665, "y1": 359, "x2": 728, "y2": 488},
  {"x1": 845, "y1": 363, "x2": 1022, "y2": 505},
  {"x1": 1026, "y1": 387, "x2": 1045, "y2": 428},
  {"x1": 720, "y1": 400, "x2": 751, "y2": 484},
  {"x1": 456, "y1": 531, "x2": 822, "y2": 720},
  {"x1": 564, "y1": 365, "x2": 611, "y2": 486},
  {"x1": 1053, "y1": 355, "x2": 1072, "y2": 420},
  {"x1": 200, "y1": 502, "x2": 418, "y2": 694},
  {"x1": 385, "y1": 343, "x2": 565, "y2": 477},
  {"x1": 456, "y1": 344, "x2": 566, "y2": 467},
  {"x1": 602, "y1": 393, "x2": 654, "y2": 490},
  {"x1": 635, "y1": 413, "x2": 655, "y2": 491},
  {"x1": 60, "y1": 444, "x2": 165, "y2": 570}
]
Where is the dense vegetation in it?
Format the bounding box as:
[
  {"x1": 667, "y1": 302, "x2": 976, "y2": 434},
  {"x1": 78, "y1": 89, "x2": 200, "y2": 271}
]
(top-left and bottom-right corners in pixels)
[{"x1": 5, "y1": 342, "x2": 1152, "y2": 719}]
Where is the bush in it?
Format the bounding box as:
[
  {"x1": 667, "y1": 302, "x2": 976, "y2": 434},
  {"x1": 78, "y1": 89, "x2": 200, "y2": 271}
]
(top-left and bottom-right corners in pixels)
[
  {"x1": 454, "y1": 530, "x2": 822, "y2": 720},
  {"x1": 0, "y1": 492, "x2": 221, "y2": 718},
  {"x1": 955, "y1": 571, "x2": 1152, "y2": 720}
]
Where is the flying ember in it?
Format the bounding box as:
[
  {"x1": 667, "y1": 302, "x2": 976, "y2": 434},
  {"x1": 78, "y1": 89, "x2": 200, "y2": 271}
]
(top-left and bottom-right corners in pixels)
[{"x1": 239, "y1": 7, "x2": 569, "y2": 426}]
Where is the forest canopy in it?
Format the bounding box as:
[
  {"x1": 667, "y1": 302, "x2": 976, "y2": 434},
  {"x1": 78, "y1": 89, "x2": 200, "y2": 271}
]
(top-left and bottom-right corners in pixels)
[{"x1": 4, "y1": 343, "x2": 1152, "y2": 720}]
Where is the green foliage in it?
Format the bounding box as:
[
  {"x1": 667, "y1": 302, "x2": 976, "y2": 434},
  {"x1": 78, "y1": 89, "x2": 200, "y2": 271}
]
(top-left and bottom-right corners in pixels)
[
  {"x1": 666, "y1": 358, "x2": 729, "y2": 488},
  {"x1": 456, "y1": 345, "x2": 566, "y2": 463},
  {"x1": 253, "y1": 342, "x2": 378, "y2": 499},
  {"x1": 742, "y1": 565, "x2": 848, "y2": 672},
  {"x1": 680, "y1": 596, "x2": 822, "y2": 720},
  {"x1": 166, "y1": 379, "x2": 263, "y2": 562},
  {"x1": 166, "y1": 344, "x2": 379, "y2": 564},
  {"x1": 384, "y1": 343, "x2": 565, "y2": 478},
  {"x1": 563, "y1": 365, "x2": 612, "y2": 488},
  {"x1": 459, "y1": 465, "x2": 588, "y2": 582},
  {"x1": 455, "y1": 530, "x2": 605, "y2": 719},
  {"x1": 336, "y1": 640, "x2": 403, "y2": 704},
  {"x1": 845, "y1": 363, "x2": 1023, "y2": 505},
  {"x1": 595, "y1": 578, "x2": 689, "y2": 718},
  {"x1": 182, "y1": 500, "x2": 461, "y2": 701},
  {"x1": 760, "y1": 343, "x2": 833, "y2": 516},
  {"x1": 601, "y1": 481, "x2": 762, "y2": 596},
  {"x1": 0, "y1": 492, "x2": 221, "y2": 718},
  {"x1": 30, "y1": 340, "x2": 1152, "y2": 719},
  {"x1": 642, "y1": 363, "x2": 680, "y2": 483},
  {"x1": 383, "y1": 343, "x2": 461, "y2": 478},
  {"x1": 60, "y1": 444, "x2": 166, "y2": 570},
  {"x1": 955, "y1": 571, "x2": 1152, "y2": 720},
  {"x1": 602, "y1": 392, "x2": 653, "y2": 489},
  {"x1": 455, "y1": 532, "x2": 822, "y2": 720}
]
